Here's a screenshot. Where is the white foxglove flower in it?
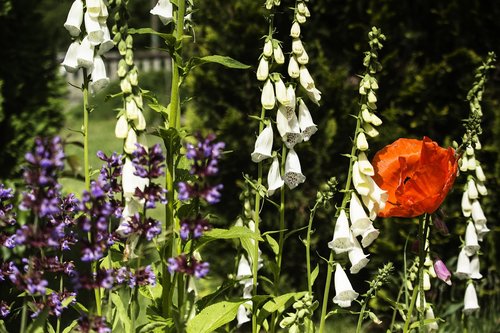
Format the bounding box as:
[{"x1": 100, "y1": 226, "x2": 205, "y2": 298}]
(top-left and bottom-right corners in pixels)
[
  {"x1": 459, "y1": 155, "x2": 468, "y2": 172},
  {"x1": 275, "y1": 78, "x2": 289, "y2": 106},
  {"x1": 348, "y1": 237, "x2": 370, "y2": 274},
  {"x1": 134, "y1": 110, "x2": 146, "y2": 131},
  {"x1": 126, "y1": 98, "x2": 140, "y2": 120},
  {"x1": 261, "y1": 79, "x2": 275, "y2": 110},
  {"x1": 64, "y1": 0, "x2": 84, "y2": 37},
  {"x1": 90, "y1": 55, "x2": 109, "y2": 93},
  {"x1": 273, "y1": 44, "x2": 285, "y2": 64},
  {"x1": 461, "y1": 191, "x2": 472, "y2": 217},
  {"x1": 124, "y1": 128, "x2": 138, "y2": 154},
  {"x1": 76, "y1": 37, "x2": 95, "y2": 69},
  {"x1": 299, "y1": 66, "x2": 315, "y2": 90},
  {"x1": 469, "y1": 255, "x2": 483, "y2": 279},
  {"x1": 290, "y1": 21, "x2": 301, "y2": 38},
  {"x1": 256, "y1": 57, "x2": 269, "y2": 81},
  {"x1": 286, "y1": 85, "x2": 296, "y2": 114},
  {"x1": 298, "y1": 99, "x2": 317, "y2": 141},
  {"x1": 292, "y1": 38, "x2": 304, "y2": 55},
  {"x1": 356, "y1": 132, "x2": 369, "y2": 151},
  {"x1": 306, "y1": 87, "x2": 322, "y2": 106},
  {"x1": 476, "y1": 181, "x2": 487, "y2": 196},
  {"x1": 363, "y1": 122, "x2": 379, "y2": 138},
  {"x1": 357, "y1": 152, "x2": 374, "y2": 176},
  {"x1": 237, "y1": 255, "x2": 252, "y2": 280},
  {"x1": 237, "y1": 303, "x2": 251, "y2": 328},
  {"x1": 332, "y1": 263, "x2": 359, "y2": 308},
  {"x1": 367, "y1": 90, "x2": 377, "y2": 104},
  {"x1": 415, "y1": 291, "x2": 427, "y2": 309},
  {"x1": 366, "y1": 177, "x2": 388, "y2": 210},
  {"x1": 120, "y1": 78, "x2": 132, "y2": 94},
  {"x1": 297, "y1": 2, "x2": 307, "y2": 15},
  {"x1": 455, "y1": 248, "x2": 471, "y2": 280},
  {"x1": 349, "y1": 192, "x2": 371, "y2": 234},
  {"x1": 295, "y1": 12, "x2": 306, "y2": 24},
  {"x1": 263, "y1": 39, "x2": 273, "y2": 58},
  {"x1": 297, "y1": 48, "x2": 309, "y2": 65},
  {"x1": 150, "y1": 0, "x2": 173, "y2": 25},
  {"x1": 467, "y1": 179, "x2": 479, "y2": 200},
  {"x1": 464, "y1": 221, "x2": 480, "y2": 256},
  {"x1": 86, "y1": 0, "x2": 102, "y2": 17},
  {"x1": 423, "y1": 271, "x2": 431, "y2": 290},
  {"x1": 328, "y1": 210, "x2": 354, "y2": 254},
  {"x1": 284, "y1": 149, "x2": 306, "y2": 189},
  {"x1": 471, "y1": 200, "x2": 486, "y2": 224},
  {"x1": 276, "y1": 106, "x2": 302, "y2": 149},
  {"x1": 251, "y1": 123, "x2": 273, "y2": 163},
  {"x1": 369, "y1": 113, "x2": 382, "y2": 126},
  {"x1": 360, "y1": 224, "x2": 380, "y2": 248},
  {"x1": 467, "y1": 155, "x2": 477, "y2": 171},
  {"x1": 116, "y1": 197, "x2": 142, "y2": 236},
  {"x1": 361, "y1": 108, "x2": 372, "y2": 123},
  {"x1": 115, "y1": 115, "x2": 129, "y2": 139},
  {"x1": 122, "y1": 157, "x2": 149, "y2": 198},
  {"x1": 267, "y1": 156, "x2": 284, "y2": 196},
  {"x1": 98, "y1": 0, "x2": 108, "y2": 21},
  {"x1": 288, "y1": 56, "x2": 300, "y2": 78},
  {"x1": 62, "y1": 41, "x2": 80, "y2": 73},
  {"x1": 352, "y1": 161, "x2": 370, "y2": 196},
  {"x1": 463, "y1": 283, "x2": 480, "y2": 314},
  {"x1": 84, "y1": 12, "x2": 104, "y2": 45},
  {"x1": 98, "y1": 23, "x2": 114, "y2": 55},
  {"x1": 475, "y1": 164, "x2": 486, "y2": 182},
  {"x1": 475, "y1": 222, "x2": 490, "y2": 242},
  {"x1": 425, "y1": 306, "x2": 439, "y2": 332},
  {"x1": 361, "y1": 195, "x2": 379, "y2": 220}
]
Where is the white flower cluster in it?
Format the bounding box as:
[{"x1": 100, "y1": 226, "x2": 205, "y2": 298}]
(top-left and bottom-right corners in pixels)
[
  {"x1": 456, "y1": 140, "x2": 488, "y2": 314},
  {"x1": 253, "y1": 0, "x2": 320, "y2": 195},
  {"x1": 150, "y1": 0, "x2": 192, "y2": 25},
  {"x1": 62, "y1": 0, "x2": 113, "y2": 94}
]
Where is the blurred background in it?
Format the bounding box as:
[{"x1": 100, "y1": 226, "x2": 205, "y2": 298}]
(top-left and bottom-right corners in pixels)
[{"x1": 1, "y1": 0, "x2": 499, "y2": 331}]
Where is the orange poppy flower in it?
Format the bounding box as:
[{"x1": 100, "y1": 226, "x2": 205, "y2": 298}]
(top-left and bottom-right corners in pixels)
[{"x1": 372, "y1": 136, "x2": 458, "y2": 218}]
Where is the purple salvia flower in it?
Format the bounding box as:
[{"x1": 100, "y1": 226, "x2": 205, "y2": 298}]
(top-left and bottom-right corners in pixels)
[
  {"x1": 194, "y1": 261, "x2": 210, "y2": 279},
  {"x1": 135, "y1": 265, "x2": 156, "y2": 286},
  {"x1": 0, "y1": 301, "x2": 10, "y2": 317},
  {"x1": 25, "y1": 275, "x2": 48, "y2": 295},
  {"x1": 144, "y1": 218, "x2": 161, "y2": 241},
  {"x1": 434, "y1": 258, "x2": 452, "y2": 286},
  {"x1": 203, "y1": 184, "x2": 223, "y2": 205},
  {"x1": 177, "y1": 182, "x2": 191, "y2": 201}
]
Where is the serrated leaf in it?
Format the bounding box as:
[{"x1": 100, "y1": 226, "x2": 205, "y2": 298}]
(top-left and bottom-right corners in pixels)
[
  {"x1": 186, "y1": 300, "x2": 246, "y2": 333},
  {"x1": 257, "y1": 292, "x2": 307, "y2": 325}
]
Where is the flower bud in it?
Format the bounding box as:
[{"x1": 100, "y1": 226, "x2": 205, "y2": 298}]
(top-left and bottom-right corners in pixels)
[
  {"x1": 433, "y1": 259, "x2": 452, "y2": 285},
  {"x1": 290, "y1": 21, "x2": 301, "y2": 38},
  {"x1": 256, "y1": 57, "x2": 269, "y2": 81},
  {"x1": 467, "y1": 179, "x2": 478, "y2": 200},
  {"x1": 299, "y1": 66, "x2": 315, "y2": 90},
  {"x1": 261, "y1": 79, "x2": 275, "y2": 110},
  {"x1": 292, "y1": 38, "x2": 304, "y2": 55},
  {"x1": 475, "y1": 164, "x2": 486, "y2": 182},
  {"x1": 297, "y1": 48, "x2": 309, "y2": 65},
  {"x1": 356, "y1": 132, "x2": 369, "y2": 151},
  {"x1": 263, "y1": 39, "x2": 273, "y2": 57},
  {"x1": 273, "y1": 44, "x2": 285, "y2": 64},
  {"x1": 295, "y1": 12, "x2": 306, "y2": 24},
  {"x1": 288, "y1": 56, "x2": 300, "y2": 78},
  {"x1": 274, "y1": 77, "x2": 289, "y2": 106},
  {"x1": 134, "y1": 110, "x2": 146, "y2": 131},
  {"x1": 115, "y1": 115, "x2": 129, "y2": 139}
]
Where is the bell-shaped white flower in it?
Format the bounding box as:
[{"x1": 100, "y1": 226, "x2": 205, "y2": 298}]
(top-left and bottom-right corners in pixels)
[
  {"x1": 286, "y1": 85, "x2": 296, "y2": 114},
  {"x1": 298, "y1": 99, "x2": 317, "y2": 141},
  {"x1": 475, "y1": 164, "x2": 486, "y2": 182},
  {"x1": 348, "y1": 237, "x2": 370, "y2": 274},
  {"x1": 263, "y1": 39, "x2": 273, "y2": 58},
  {"x1": 476, "y1": 180, "x2": 487, "y2": 196},
  {"x1": 256, "y1": 57, "x2": 269, "y2": 81},
  {"x1": 361, "y1": 195, "x2": 379, "y2": 220},
  {"x1": 237, "y1": 303, "x2": 251, "y2": 328},
  {"x1": 267, "y1": 156, "x2": 284, "y2": 196},
  {"x1": 425, "y1": 306, "x2": 439, "y2": 332},
  {"x1": 273, "y1": 44, "x2": 285, "y2": 64},
  {"x1": 134, "y1": 110, "x2": 146, "y2": 131},
  {"x1": 251, "y1": 123, "x2": 273, "y2": 163},
  {"x1": 64, "y1": 0, "x2": 84, "y2": 37},
  {"x1": 62, "y1": 41, "x2": 81, "y2": 73},
  {"x1": 467, "y1": 179, "x2": 479, "y2": 200},
  {"x1": 288, "y1": 56, "x2": 300, "y2": 78},
  {"x1": 77, "y1": 37, "x2": 95, "y2": 69},
  {"x1": 463, "y1": 283, "x2": 480, "y2": 314},
  {"x1": 84, "y1": 12, "x2": 104, "y2": 46},
  {"x1": 366, "y1": 177, "x2": 388, "y2": 210},
  {"x1": 460, "y1": 155, "x2": 468, "y2": 172},
  {"x1": 126, "y1": 98, "x2": 140, "y2": 120},
  {"x1": 276, "y1": 106, "x2": 302, "y2": 149},
  {"x1": 116, "y1": 197, "x2": 142, "y2": 236},
  {"x1": 455, "y1": 248, "x2": 471, "y2": 280},
  {"x1": 349, "y1": 192, "x2": 371, "y2": 235},
  {"x1": 275, "y1": 78, "x2": 289, "y2": 106},
  {"x1": 360, "y1": 224, "x2": 380, "y2": 248},
  {"x1": 357, "y1": 152, "x2": 374, "y2": 176},
  {"x1": 297, "y1": 48, "x2": 309, "y2": 65},
  {"x1": 237, "y1": 255, "x2": 252, "y2": 280},
  {"x1": 98, "y1": 0, "x2": 108, "y2": 21},
  {"x1": 423, "y1": 271, "x2": 431, "y2": 291},
  {"x1": 363, "y1": 122, "x2": 379, "y2": 138},
  {"x1": 464, "y1": 221, "x2": 480, "y2": 256},
  {"x1": 86, "y1": 0, "x2": 102, "y2": 17},
  {"x1": 115, "y1": 115, "x2": 129, "y2": 139},
  {"x1": 352, "y1": 161, "x2": 370, "y2": 196},
  {"x1": 356, "y1": 132, "x2": 369, "y2": 151},
  {"x1": 299, "y1": 66, "x2": 315, "y2": 90},
  {"x1": 369, "y1": 113, "x2": 382, "y2": 126},
  {"x1": 98, "y1": 23, "x2": 115, "y2": 55},
  {"x1": 332, "y1": 263, "x2": 359, "y2": 308},
  {"x1": 306, "y1": 87, "x2": 322, "y2": 106},
  {"x1": 122, "y1": 157, "x2": 149, "y2": 198},
  {"x1": 471, "y1": 200, "x2": 486, "y2": 224},
  {"x1": 469, "y1": 255, "x2": 482, "y2": 279},
  {"x1": 296, "y1": 12, "x2": 306, "y2": 24},
  {"x1": 475, "y1": 222, "x2": 490, "y2": 242},
  {"x1": 120, "y1": 77, "x2": 132, "y2": 94},
  {"x1": 328, "y1": 210, "x2": 354, "y2": 254},
  {"x1": 90, "y1": 55, "x2": 110, "y2": 93},
  {"x1": 290, "y1": 21, "x2": 301, "y2": 38},
  {"x1": 292, "y1": 38, "x2": 304, "y2": 55},
  {"x1": 150, "y1": 0, "x2": 173, "y2": 25},
  {"x1": 124, "y1": 128, "x2": 138, "y2": 154},
  {"x1": 283, "y1": 149, "x2": 305, "y2": 189},
  {"x1": 461, "y1": 191, "x2": 472, "y2": 217},
  {"x1": 261, "y1": 79, "x2": 275, "y2": 110}
]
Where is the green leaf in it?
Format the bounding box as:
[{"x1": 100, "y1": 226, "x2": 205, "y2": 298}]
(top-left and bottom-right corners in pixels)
[
  {"x1": 265, "y1": 234, "x2": 279, "y2": 257},
  {"x1": 111, "y1": 293, "x2": 132, "y2": 332},
  {"x1": 196, "y1": 278, "x2": 239, "y2": 311},
  {"x1": 62, "y1": 320, "x2": 79, "y2": 333},
  {"x1": 128, "y1": 28, "x2": 176, "y2": 48},
  {"x1": 257, "y1": 292, "x2": 308, "y2": 325},
  {"x1": 196, "y1": 55, "x2": 250, "y2": 69},
  {"x1": 311, "y1": 265, "x2": 320, "y2": 287},
  {"x1": 204, "y1": 226, "x2": 262, "y2": 242},
  {"x1": 26, "y1": 308, "x2": 49, "y2": 333},
  {"x1": 186, "y1": 300, "x2": 247, "y2": 333},
  {"x1": 137, "y1": 320, "x2": 173, "y2": 333}
]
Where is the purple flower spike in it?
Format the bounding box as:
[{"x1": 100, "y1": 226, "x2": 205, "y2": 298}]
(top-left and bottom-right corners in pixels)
[
  {"x1": 434, "y1": 258, "x2": 452, "y2": 286},
  {"x1": 0, "y1": 301, "x2": 10, "y2": 318},
  {"x1": 194, "y1": 261, "x2": 210, "y2": 279}
]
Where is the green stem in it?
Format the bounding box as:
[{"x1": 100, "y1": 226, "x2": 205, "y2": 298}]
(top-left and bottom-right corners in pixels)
[
  {"x1": 251, "y1": 108, "x2": 266, "y2": 333},
  {"x1": 306, "y1": 202, "x2": 319, "y2": 294},
  {"x1": 20, "y1": 299, "x2": 28, "y2": 333},
  {"x1": 389, "y1": 282, "x2": 405, "y2": 332},
  {"x1": 417, "y1": 214, "x2": 430, "y2": 332},
  {"x1": 356, "y1": 301, "x2": 368, "y2": 333},
  {"x1": 403, "y1": 285, "x2": 419, "y2": 333}
]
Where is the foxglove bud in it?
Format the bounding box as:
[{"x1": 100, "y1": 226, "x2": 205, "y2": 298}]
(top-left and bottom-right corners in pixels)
[
  {"x1": 299, "y1": 66, "x2": 315, "y2": 90},
  {"x1": 256, "y1": 57, "x2": 269, "y2": 81},
  {"x1": 115, "y1": 115, "x2": 129, "y2": 139},
  {"x1": 290, "y1": 21, "x2": 301, "y2": 38},
  {"x1": 356, "y1": 132, "x2": 369, "y2": 151},
  {"x1": 475, "y1": 165, "x2": 486, "y2": 182},
  {"x1": 134, "y1": 110, "x2": 146, "y2": 131},
  {"x1": 124, "y1": 128, "x2": 138, "y2": 154},
  {"x1": 273, "y1": 44, "x2": 285, "y2": 64},
  {"x1": 263, "y1": 39, "x2": 273, "y2": 58},
  {"x1": 433, "y1": 259, "x2": 452, "y2": 285},
  {"x1": 292, "y1": 38, "x2": 304, "y2": 55},
  {"x1": 274, "y1": 78, "x2": 289, "y2": 106},
  {"x1": 261, "y1": 79, "x2": 275, "y2": 110},
  {"x1": 297, "y1": 48, "x2": 309, "y2": 65},
  {"x1": 288, "y1": 56, "x2": 300, "y2": 78},
  {"x1": 467, "y1": 179, "x2": 479, "y2": 200}
]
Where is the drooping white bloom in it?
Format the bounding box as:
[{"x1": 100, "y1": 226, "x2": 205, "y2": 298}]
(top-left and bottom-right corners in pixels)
[
  {"x1": 84, "y1": 12, "x2": 104, "y2": 45},
  {"x1": 476, "y1": 181, "x2": 487, "y2": 196},
  {"x1": 90, "y1": 55, "x2": 110, "y2": 93},
  {"x1": 261, "y1": 79, "x2": 275, "y2": 110},
  {"x1": 286, "y1": 85, "x2": 296, "y2": 114},
  {"x1": 86, "y1": 0, "x2": 102, "y2": 17},
  {"x1": 126, "y1": 98, "x2": 140, "y2": 120},
  {"x1": 455, "y1": 248, "x2": 471, "y2": 280},
  {"x1": 299, "y1": 66, "x2": 315, "y2": 90},
  {"x1": 461, "y1": 191, "x2": 472, "y2": 217},
  {"x1": 361, "y1": 195, "x2": 379, "y2": 220},
  {"x1": 236, "y1": 302, "x2": 251, "y2": 328},
  {"x1": 328, "y1": 210, "x2": 354, "y2": 254},
  {"x1": 274, "y1": 78, "x2": 289, "y2": 106},
  {"x1": 356, "y1": 132, "x2": 369, "y2": 151},
  {"x1": 292, "y1": 38, "x2": 304, "y2": 55},
  {"x1": 357, "y1": 152, "x2": 374, "y2": 176},
  {"x1": 297, "y1": 99, "x2": 317, "y2": 141},
  {"x1": 471, "y1": 200, "x2": 487, "y2": 225},
  {"x1": 116, "y1": 197, "x2": 142, "y2": 236},
  {"x1": 251, "y1": 123, "x2": 273, "y2": 163},
  {"x1": 263, "y1": 39, "x2": 273, "y2": 58},
  {"x1": 283, "y1": 149, "x2": 306, "y2": 189},
  {"x1": 464, "y1": 221, "x2": 480, "y2": 256},
  {"x1": 463, "y1": 283, "x2": 480, "y2": 314},
  {"x1": 363, "y1": 122, "x2": 379, "y2": 138},
  {"x1": 369, "y1": 112, "x2": 383, "y2": 126},
  {"x1": 352, "y1": 161, "x2": 370, "y2": 196},
  {"x1": 469, "y1": 255, "x2": 483, "y2": 279},
  {"x1": 273, "y1": 44, "x2": 285, "y2": 64},
  {"x1": 349, "y1": 192, "x2": 371, "y2": 234},
  {"x1": 306, "y1": 87, "x2": 322, "y2": 106},
  {"x1": 295, "y1": 12, "x2": 306, "y2": 24},
  {"x1": 288, "y1": 56, "x2": 300, "y2": 78},
  {"x1": 64, "y1": 0, "x2": 84, "y2": 37},
  {"x1": 150, "y1": 0, "x2": 173, "y2": 25},
  {"x1": 475, "y1": 222, "x2": 490, "y2": 242},
  {"x1": 237, "y1": 255, "x2": 252, "y2": 280},
  {"x1": 267, "y1": 156, "x2": 284, "y2": 196},
  {"x1": 115, "y1": 115, "x2": 129, "y2": 139},
  {"x1": 290, "y1": 21, "x2": 301, "y2": 38},
  {"x1": 256, "y1": 57, "x2": 269, "y2": 81},
  {"x1": 98, "y1": 23, "x2": 115, "y2": 55},
  {"x1": 120, "y1": 77, "x2": 132, "y2": 94},
  {"x1": 122, "y1": 157, "x2": 149, "y2": 198},
  {"x1": 236, "y1": 255, "x2": 253, "y2": 327},
  {"x1": 475, "y1": 164, "x2": 486, "y2": 182},
  {"x1": 348, "y1": 237, "x2": 370, "y2": 274},
  {"x1": 366, "y1": 177, "x2": 388, "y2": 210},
  {"x1": 297, "y1": 48, "x2": 309, "y2": 65},
  {"x1": 425, "y1": 306, "x2": 439, "y2": 332},
  {"x1": 467, "y1": 179, "x2": 479, "y2": 200},
  {"x1": 124, "y1": 128, "x2": 138, "y2": 154},
  {"x1": 360, "y1": 224, "x2": 380, "y2": 248},
  {"x1": 62, "y1": 41, "x2": 81, "y2": 73},
  {"x1": 77, "y1": 37, "x2": 95, "y2": 69},
  {"x1": 276, "y1": 106, "x2": 302, "y2": 149},
  {"x1": 134, "y1": 110, "x2": 146, "y2": 131},
  {"x1": 423, "y1": 271, "x2": 431, "y2": 291},
  {"x1": 332, "y1": 263, "x2": 359, "y2": 308}
]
